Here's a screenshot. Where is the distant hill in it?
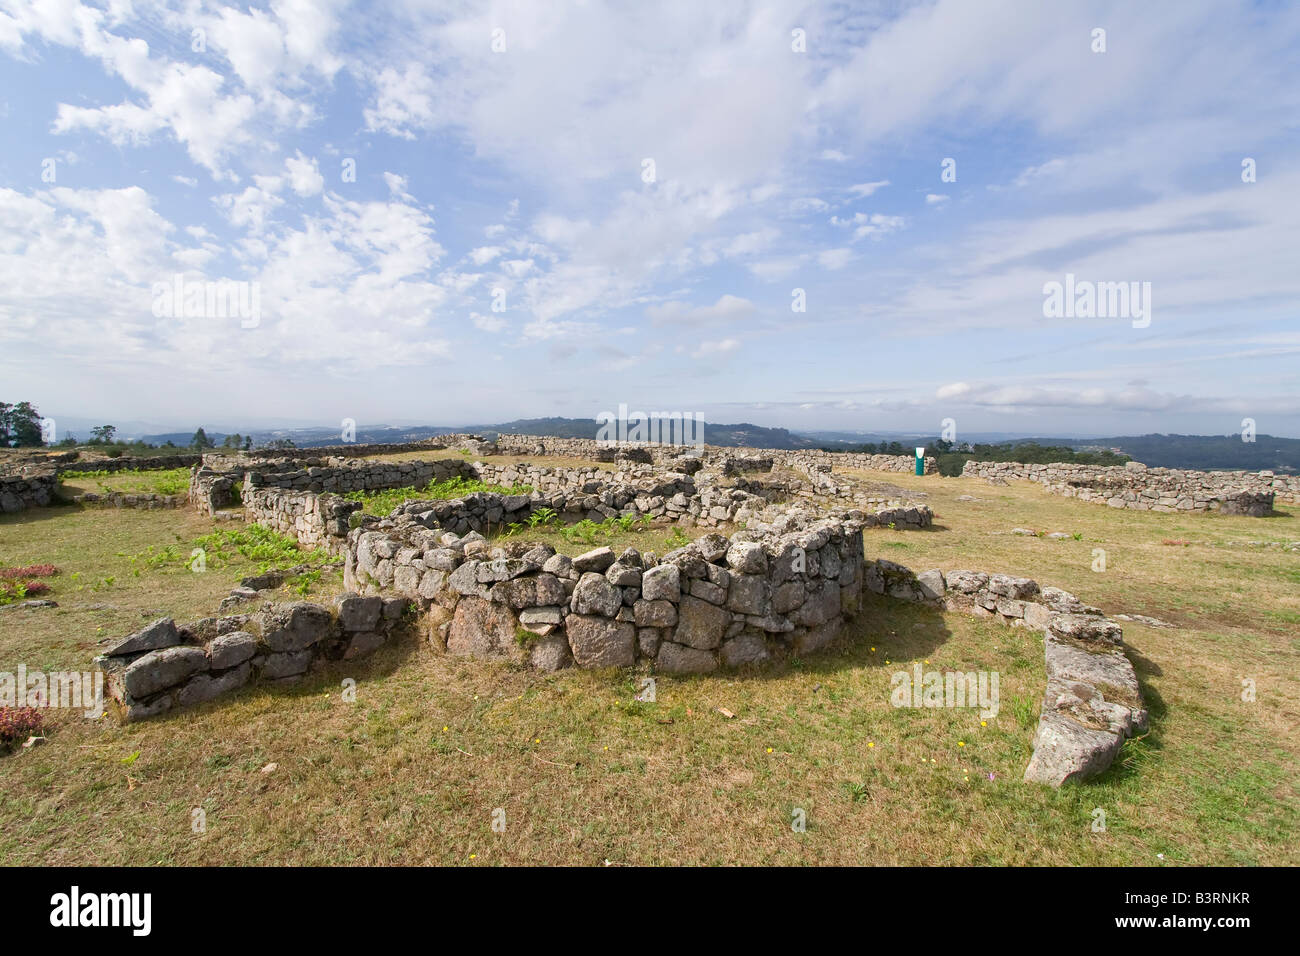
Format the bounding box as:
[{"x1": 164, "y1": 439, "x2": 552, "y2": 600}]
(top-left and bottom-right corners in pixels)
[
  {"x1": 922, "y1": 433, "x2": 1300, "y2": 474},
  {"x1": 141, "y1": 418, "x2": 821, "y2": 451},
  {"x1": 1069, "y1": 434, "x2": 1300, "y2": 473}
]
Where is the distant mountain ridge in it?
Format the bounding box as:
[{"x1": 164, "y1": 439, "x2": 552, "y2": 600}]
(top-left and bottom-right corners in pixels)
[{"x1": 132, "y1": 421, "x2": 1299, "y2": 473}]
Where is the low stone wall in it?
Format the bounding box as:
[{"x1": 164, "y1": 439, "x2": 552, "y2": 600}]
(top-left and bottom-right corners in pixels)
[
  {"x1": 96, "y1": 596, "x2": 409, "y2": 721},
  {"x1": 242, "y1": 488, "x2": 360, "y2": 553},
  {"x1": 963, "y1": 459, "x2": 1294, "y2": 512},
  {"x1": 346, "y1": 510, "x2": 866, "y2": 675},
  {"x1": 788, "y1": 450, "x2": 936, "y2": 475},
  {"x1": 68, "y1": 491, "x2": 186, "y2": 509},
  {"x1": 0, "y1": 473, "x2": 58, "y2": 513},
  {"x1": 51, "y1": 454, "x2": 202, "y2": 475},
  {"x1": 864, "y1": 559, "x2": 1146, "y2": 786}
]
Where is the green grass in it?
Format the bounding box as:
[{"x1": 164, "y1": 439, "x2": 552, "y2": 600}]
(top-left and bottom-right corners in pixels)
[
  {"x1": 0, "y1": 473, "x2": 1296, "y2": 865},
  {"x1": 58, "y1": 467, "x2": 192, "y2": 498},
  {"x1": 343, "y1": 476, "x2": 533, "y2": 516}
]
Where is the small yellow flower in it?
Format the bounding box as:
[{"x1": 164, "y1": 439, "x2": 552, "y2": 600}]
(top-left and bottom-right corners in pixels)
[
  {"x1": 534, "y1": 738, "x2": 540, "y2": 744},
  {"x1": 958, "y1": 741, "x2": 965, "y2": 747},
  {"x1": 980, "y1": 720, "x2": 987, "y2": 727},
  {"x1": 442, "y1": 726, "x2": 448, "y2": 731},
  {"x1": 470, "y1": 853, "x2": 476, "y2": 859},
  {"x1": 924, "y1": 660, "x2": 930, "y2": 665},
  {"x1": 870, "y1": 647, "x2": 875, "y2": 652},
  {"x1": 766, "y1": 747, "x2": 773, "y2": 753},
  {"x1": 867, "y1": 742, "x2": 875, "y2": 748}
]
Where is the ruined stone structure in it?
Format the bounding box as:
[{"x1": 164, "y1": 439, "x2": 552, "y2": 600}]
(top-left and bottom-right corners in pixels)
[
  {"x1": 96, "y1": 596, "x2": 410, "y2": 721},
  {"x1": 0, "y1": 473, "x2": 57, "y2": 513},
  {"x1": 963, "y1": 459, "x2": 1294, "y2": 514},
  {"x1": 346, "y1": 511, "x2": 866, "y2": 675},
  {"x1": 78, "y1": 433, "x2": 1151, "y2": 785}
]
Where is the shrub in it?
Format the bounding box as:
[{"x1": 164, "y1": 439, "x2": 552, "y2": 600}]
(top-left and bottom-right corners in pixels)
[
  {"x1": 0, "y1": 564, "x2": 58, "y2": 579},
  {"x1": 0, "y1": 706, "x2": 43, "y2": 751},
  {"x1": 0, "y1": 580, "x2": 51, "y2": 605}
]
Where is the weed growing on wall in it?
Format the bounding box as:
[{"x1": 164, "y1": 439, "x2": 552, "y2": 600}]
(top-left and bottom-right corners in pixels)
[{"x1": 342, "y1": 476, "x2": 533, "y2": 515}]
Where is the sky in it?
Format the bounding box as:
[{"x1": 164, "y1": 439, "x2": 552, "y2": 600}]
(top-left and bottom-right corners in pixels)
[{"x1": 1, "y1": 0, "x2": 1298, "y2": 441}]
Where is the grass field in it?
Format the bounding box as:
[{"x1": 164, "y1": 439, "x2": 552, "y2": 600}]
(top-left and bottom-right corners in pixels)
[
  {"x1": 56, "y1": 467, "x2": 192, "y2": 499},
  {"x1": 0, "y1": 470, "x2": 1296, "y2": 865}
]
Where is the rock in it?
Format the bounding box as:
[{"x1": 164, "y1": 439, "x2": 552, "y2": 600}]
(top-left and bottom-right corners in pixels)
[
  {"x1": 123, "y1": 646, "x2": 209, "y2": 699},
  {"x1": 571, "y1": 572, "x2": 623, "y2": 617},
  {"x1": 656, "y1": 641, "x2": 717, "y2": 674},
  {"x1": 207, "y1": 631, "x2": 258, "y2": 670},
  {"x1": 720, "y1": 633, "x2": 769, "y2": 667},
  {"x1": 633, "y1": 599, "x2": 677, "y2": 628},
  {"x1": 572, "y1": 546, "x2": 617, "y2": 573},
  {"x1": 725, "y1": 541, "x2": 767, "y2": 574},
  {"x1": 637, "y1": 628, "x2": 662, "y2": 658},
  {"x1": 987, "y1": 574, "x2": 1040, "y2": 600},
  {"x1": 240, "y1": 570, "x2": 283, "y2": 590},
  {"x1": 674, "y1": 595, "x2": 730, "y2": 650},
  {"x1": 176, "y1": 662, "x2": 252, "y2": 707},
  {"x1": 259, "y1": 602, "x2": 336, "y2": 652},
  {"x1": 605, "y1": 562, "x2": 642, "y2": 587},
  {"x1": 565, "y1": 614, "x2": 636, "y2": 668},
  {"x1": 1050, "y1": 614, "x2": 1123, "y2": 647},
  {"x1": 695, "y1": 533, "x2": 728, "y2": 562},
  {"x1": 335, "y1": 594, "x2": 383, "y2": 632},
  {"x1": 105, "y1": 617, "x2": 181, "y2": 657},
  {"x1": 726, "y1": 573, "x2": 769, "y2": 615},
  {"x1": 343, "y1": 631, "x2": 386, "y2": 660},
  {"x1": 259, "y1": 650, "x2": 313, "y2": 679},
  {"x1": 542, "y1": 553, "x2": 574, "y2": 577},
  {"x1": 529, "y1": 633, "x2": 573, "y2": 672},
  {"x1": 641, "y1": 563, "x2": 680, "y2": 602},
  {"x1": 944, "y1": 570, "x2": 988, "y2": 594},
  {"x1": 447, "y1": 596, "x2": 520, "y2": 659},
  {"x1": 916, "y1": 569, "x2": 945, "y2": 601},
  {"x1": 689, "y1": 578, "x2": 726, "y2": 605}
]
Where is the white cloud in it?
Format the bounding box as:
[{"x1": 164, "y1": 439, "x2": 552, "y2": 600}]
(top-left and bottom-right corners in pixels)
[
  {"x1": 847, "y1": 181, "x2": 890, "y2": 199},
  {"x1": 284, "y1": 152, "x2": 324, "y2": 197}
]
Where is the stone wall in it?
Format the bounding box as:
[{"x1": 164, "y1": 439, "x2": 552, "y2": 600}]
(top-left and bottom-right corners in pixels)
[
  {"x1": 962, "y1": 459, "x2": 1289, "y2": 514},
  {"x1": 67, "y1": 491, "x2": 186, "y2": 509},
  {"x1": 345, "y1": 510, "x2": 866, "y2": 675},
  {"x1": 96, "y1": 596, "x2": 409, "y2": 721},
  {"x1": 51, "y1": 454, "x2": 202, "y2": 475},
  {"x1": 0, "y1": 473, "x2": 58, "y2": 513},
  {"x1": 863, "y1": 559, "x2": 1146, "y2": 786},
  {"x1": 242, "y1": 488, "x2": 361, "y2": 553}
]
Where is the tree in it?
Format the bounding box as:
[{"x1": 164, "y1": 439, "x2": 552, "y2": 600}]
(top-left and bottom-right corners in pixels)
[
  {"x1": 90, "y1": 425, "x2": 117, "y2": 444},
  {"x1": 190, "y1": 427, "x2": 216, "y2": 450},
  {"x1": 242, "y1": 436, "x2": 252, "y2": 451},
  {"x1": 0, "y1": 401, "x2": 45, "y2": 447},
  {"x1": 221, "y1": 433, "x2": 243, "y2": 449}
]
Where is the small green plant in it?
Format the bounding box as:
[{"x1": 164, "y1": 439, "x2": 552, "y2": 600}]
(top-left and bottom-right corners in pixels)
[
  {"x1": 526, "y1": 506, "x2": 558, "y2": 529},
  {"x1": 663, "y1": 526, "x2": 690, "y2": 549},
  {"x1": 1010, "y1": 693, "x2": 1038, "y2": 730},
  {"x1": 844, "y1": 781, "x2": 870, "y2": 803}
]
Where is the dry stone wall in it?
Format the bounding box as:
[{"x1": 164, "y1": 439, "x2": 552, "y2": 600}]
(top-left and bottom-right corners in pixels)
[
  {"x1": 95, "y1": 595, "x2": 409, "y2": 721},
  {"x1": 0, "y1": 473, "x2": 58, "y2": 513},
  {"x1": 963, "y1": 459, "x2": 1293, "y2": 513},
  {"x1": 346, "y1": 510, "x2": 866, "y2": 675}
]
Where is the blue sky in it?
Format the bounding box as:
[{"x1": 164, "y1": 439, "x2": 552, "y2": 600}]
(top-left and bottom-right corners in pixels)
[{"x1": 2, "y1": 0, "x2": 1298, "y2": 440}]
